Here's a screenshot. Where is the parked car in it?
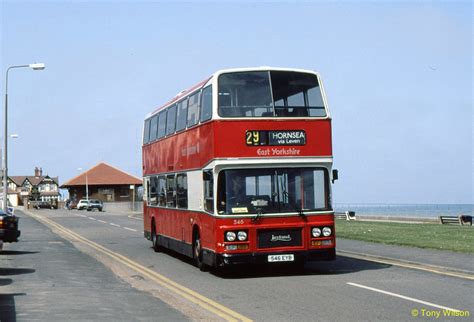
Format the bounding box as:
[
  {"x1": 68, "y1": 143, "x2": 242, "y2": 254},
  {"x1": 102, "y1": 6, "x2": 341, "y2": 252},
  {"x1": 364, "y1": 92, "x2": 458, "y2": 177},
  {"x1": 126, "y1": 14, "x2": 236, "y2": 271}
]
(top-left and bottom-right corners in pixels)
[
  {"x1": 87, "y1": 199, "x2": 103, "y2": 212},
  {"x1": 77, "y1": 199, "x2": 90, "y2": 210},
  {"x1": 31, "y1": 200, "x2": 57, "y2": 209},
  {"x1": 0, "y1": 209, "x2": 20, "y2": 244}
]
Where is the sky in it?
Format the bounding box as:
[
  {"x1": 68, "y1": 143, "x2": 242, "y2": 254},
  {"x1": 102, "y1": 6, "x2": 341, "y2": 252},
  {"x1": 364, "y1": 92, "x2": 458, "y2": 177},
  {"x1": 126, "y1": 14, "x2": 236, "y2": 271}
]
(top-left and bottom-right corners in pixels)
[{"x1": 0, "y1": 0, "x2": 472, "y2": 204}]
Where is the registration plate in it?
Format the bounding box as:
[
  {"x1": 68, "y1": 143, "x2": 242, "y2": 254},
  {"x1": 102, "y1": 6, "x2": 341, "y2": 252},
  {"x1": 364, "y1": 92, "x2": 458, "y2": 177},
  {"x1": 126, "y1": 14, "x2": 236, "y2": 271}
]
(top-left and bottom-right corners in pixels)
[{"x1": 268, "y1": 254, "x2": 294, "y2": 262}]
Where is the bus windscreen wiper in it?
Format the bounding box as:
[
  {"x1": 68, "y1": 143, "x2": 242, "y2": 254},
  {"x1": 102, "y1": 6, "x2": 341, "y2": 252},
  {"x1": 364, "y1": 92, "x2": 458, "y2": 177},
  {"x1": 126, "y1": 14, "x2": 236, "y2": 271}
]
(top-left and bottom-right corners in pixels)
[
  {"x1": 252, "y1": 208, "x2": 263, "y2": 222},
  {"x1": 278, "y1": 175, "x2": 305, "y2": 219},
  {"x1": 296, "y1": 206, "x2": 306, "y2": 220}
]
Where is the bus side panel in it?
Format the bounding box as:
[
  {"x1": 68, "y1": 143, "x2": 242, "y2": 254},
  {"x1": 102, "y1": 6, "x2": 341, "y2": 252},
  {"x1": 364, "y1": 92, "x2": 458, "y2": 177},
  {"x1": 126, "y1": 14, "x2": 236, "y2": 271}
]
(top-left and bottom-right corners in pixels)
[
  {"x1": 195, "y1": 212, "x2": 217, "y2": 253},
  {"x1": 150, "y1": 208, "x2": 216, "y2": 258},
  {"x1": 143, "y1": 122, "x2": 214, "y2": 175}
]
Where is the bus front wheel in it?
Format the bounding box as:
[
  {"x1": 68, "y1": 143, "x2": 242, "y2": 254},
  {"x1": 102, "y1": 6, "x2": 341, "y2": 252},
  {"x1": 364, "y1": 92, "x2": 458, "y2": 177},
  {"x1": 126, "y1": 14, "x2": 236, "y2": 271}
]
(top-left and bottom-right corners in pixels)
[{"x1": 193, "y1": 230, "x2": 208, "y2": 271}]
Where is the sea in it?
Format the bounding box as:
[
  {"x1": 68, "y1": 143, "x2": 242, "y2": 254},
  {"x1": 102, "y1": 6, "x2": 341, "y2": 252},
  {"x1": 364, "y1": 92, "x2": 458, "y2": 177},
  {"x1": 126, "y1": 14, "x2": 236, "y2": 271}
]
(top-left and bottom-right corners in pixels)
[{"x1": 334, "y1": 204, "x2": 473, "y2": 218}]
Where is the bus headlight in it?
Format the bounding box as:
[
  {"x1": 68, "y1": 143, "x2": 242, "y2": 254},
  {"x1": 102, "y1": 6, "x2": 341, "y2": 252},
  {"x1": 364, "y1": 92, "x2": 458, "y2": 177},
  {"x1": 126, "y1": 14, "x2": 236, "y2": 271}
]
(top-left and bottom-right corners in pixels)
[
  {"x1": 237, "y1": 231, "x2": 247, "y2": 241},
  {"x1": 322, "y1": 227, "x2": 332, "y2": 237},
  {"x1": 312, "y1": 227, "x2": 321, "y2": 238},
  {"x1": 225, "y1": 231, "x2": 236, "y2": 242}
]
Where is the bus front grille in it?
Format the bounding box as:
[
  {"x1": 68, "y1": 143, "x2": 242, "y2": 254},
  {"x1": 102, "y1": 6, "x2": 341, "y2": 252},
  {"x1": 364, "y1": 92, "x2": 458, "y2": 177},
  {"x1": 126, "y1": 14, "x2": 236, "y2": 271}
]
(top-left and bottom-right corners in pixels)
[{"x1": 257, "y1": 228, "x2": 302, "y2": 249}]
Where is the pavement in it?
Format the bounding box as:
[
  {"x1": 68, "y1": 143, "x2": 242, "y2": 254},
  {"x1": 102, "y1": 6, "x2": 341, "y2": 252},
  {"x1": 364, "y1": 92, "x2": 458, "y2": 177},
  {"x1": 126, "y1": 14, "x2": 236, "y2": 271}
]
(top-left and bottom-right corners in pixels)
[{"x1": 0, "y1": 210, "x2": 188, "y2": 322}]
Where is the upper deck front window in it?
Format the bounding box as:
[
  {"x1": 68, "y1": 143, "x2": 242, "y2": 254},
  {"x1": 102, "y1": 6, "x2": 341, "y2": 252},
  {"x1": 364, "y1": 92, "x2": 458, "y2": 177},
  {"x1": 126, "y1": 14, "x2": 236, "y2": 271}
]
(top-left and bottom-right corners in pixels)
[{"x1": 218, "y1": 71, "x2": 326, "y2": 118}]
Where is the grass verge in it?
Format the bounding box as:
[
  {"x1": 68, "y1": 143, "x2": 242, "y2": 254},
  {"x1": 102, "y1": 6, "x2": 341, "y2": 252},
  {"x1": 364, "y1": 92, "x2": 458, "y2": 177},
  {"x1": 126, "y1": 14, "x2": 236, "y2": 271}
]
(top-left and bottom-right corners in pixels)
[{"x1": 335, "y1": 219, "x2": 474, "y2": 254}]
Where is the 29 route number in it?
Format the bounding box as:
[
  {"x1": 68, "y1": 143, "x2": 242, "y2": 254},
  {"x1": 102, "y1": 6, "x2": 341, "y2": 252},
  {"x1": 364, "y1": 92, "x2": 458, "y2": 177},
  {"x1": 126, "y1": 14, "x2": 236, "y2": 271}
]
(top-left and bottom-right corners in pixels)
[{"x1": 246, "y1": 131, "x2": 260, "y2": 146}]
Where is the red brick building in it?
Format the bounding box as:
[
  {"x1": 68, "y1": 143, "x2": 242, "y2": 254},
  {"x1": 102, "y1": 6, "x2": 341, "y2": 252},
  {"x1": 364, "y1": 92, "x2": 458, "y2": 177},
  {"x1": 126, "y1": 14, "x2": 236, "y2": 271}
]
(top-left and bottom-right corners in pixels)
[{"x1": 61, "y1": 162, "x2": 142, "y2": 204}]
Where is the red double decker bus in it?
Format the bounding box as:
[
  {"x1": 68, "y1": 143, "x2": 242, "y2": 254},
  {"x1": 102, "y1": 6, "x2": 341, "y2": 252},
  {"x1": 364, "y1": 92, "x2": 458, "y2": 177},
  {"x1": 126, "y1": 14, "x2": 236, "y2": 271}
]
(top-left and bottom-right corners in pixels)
[{"x1": 142, "y1": 67, "x2": 337, "y2": 270}]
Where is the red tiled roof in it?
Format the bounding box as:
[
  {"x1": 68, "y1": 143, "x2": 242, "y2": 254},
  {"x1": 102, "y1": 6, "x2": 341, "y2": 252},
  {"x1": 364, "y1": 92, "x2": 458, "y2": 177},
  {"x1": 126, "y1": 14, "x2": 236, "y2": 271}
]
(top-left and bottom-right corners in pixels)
[
  {"x1": 9, "y1": 176, "x2": 26, "y2": 186},
  {"x1": 60, "y1": 162, "x2": 142, "y2": 187}
]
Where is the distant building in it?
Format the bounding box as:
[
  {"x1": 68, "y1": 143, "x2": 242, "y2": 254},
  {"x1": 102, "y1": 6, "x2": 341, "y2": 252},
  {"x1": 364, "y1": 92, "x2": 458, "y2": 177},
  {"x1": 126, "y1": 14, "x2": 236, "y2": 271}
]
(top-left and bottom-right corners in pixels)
[
  {"x1": 61, "y1": 162, "x2": 142, "y2": 207},
  {"x1": 6, "y1": 167, "x2": 60, "y2": 206}
]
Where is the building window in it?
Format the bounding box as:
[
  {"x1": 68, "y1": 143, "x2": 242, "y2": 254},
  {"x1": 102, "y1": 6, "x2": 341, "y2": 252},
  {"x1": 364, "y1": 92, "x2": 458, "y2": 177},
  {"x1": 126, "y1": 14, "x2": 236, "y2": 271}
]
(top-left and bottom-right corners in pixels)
[
  {"x1": 99, "y1": 188, "x2": 114, "y2": 202},
  {"x1": 120, "y1": 186, "x2": 130, "y2": 198}
]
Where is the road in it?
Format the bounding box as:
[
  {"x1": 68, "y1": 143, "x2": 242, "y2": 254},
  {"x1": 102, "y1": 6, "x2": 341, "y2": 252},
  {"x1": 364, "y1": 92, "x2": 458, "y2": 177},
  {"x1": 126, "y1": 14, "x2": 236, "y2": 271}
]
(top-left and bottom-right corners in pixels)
[{"x1": 2, "y1": 208, "x2": 472, "y2": 321}]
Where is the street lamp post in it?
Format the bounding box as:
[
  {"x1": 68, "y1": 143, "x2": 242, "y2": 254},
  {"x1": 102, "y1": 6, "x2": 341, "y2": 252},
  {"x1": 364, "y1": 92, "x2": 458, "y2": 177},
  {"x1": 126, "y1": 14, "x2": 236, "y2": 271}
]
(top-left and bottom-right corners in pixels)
[
  {"x1": 3, "y1": 63, "x2": 45, "y2": 212},
  {"x1": 77, "y1": 168, "x2": 89, "y2": 201}
]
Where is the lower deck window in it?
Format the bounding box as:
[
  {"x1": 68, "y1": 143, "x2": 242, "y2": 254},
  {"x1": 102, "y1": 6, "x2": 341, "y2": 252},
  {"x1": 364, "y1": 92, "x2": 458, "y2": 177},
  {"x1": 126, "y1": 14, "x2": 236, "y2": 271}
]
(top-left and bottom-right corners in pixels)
[
  {"x1": 176, "y1": 174, "x2": 188, "y2": 208},
  {"x1": 147, "y1": 173, "x2": 187, "y2": 209}
]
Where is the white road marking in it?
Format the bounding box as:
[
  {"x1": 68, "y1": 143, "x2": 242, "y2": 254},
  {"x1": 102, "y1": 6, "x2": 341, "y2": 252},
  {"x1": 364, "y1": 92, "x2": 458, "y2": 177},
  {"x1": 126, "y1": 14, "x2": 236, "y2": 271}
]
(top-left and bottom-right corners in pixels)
[
  {"x1": 124, "y1": 227, "x2": 137, "y2": 232},
  {"x1": 110, "y1": 223, "x2": 121, "y2": 227},
  {"x1": 88, "y1": 217, "x2": 96, "y2": 221},
  {"x1": 347, "y1": 282, "x2": 461, "y2": 312},
  {"x1": 98, "y1": 220, "x2": 107, "y2": 224},
  {"x1": 78, "y1": 214, "x2": 86, "y2": 217}
]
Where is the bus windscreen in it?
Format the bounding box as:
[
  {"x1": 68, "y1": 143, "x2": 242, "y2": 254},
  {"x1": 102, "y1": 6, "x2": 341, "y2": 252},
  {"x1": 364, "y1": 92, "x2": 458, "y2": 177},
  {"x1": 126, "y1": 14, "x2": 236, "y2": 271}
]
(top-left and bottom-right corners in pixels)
[{"x1": 217, "y1": 168, "x2": 329, "y2": 215}]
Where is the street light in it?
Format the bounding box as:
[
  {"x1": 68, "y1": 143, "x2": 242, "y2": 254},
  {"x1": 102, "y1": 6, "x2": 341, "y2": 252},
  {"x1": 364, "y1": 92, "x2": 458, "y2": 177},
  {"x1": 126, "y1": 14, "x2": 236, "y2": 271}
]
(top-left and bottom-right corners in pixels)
[
  {"x1": 3, "y1": 63, "x2": 45, "y2": 212},
  {"x1": 77, "y1": 167, "x2": 89, "y2": 201}
]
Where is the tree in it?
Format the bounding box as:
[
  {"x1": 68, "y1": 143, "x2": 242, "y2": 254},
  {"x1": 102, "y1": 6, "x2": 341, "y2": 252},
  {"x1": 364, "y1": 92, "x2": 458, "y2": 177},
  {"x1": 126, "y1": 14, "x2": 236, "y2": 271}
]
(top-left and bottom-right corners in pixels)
[{"x1": 30, "y1": 186, "x2": 40, "y2": 201}]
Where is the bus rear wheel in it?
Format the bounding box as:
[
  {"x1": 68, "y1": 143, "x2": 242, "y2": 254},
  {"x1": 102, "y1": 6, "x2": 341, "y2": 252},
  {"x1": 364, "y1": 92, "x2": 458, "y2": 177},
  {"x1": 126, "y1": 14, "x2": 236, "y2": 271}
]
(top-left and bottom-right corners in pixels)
[{"x1": 193, "y1": 231, "x2": 208, "y2": 271}]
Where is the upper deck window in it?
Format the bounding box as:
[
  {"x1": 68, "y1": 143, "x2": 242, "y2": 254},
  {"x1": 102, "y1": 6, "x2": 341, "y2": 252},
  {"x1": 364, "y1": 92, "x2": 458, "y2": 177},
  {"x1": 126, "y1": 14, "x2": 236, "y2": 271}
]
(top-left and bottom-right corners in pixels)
[
  {"x1": 218, "y1": 71, "x2": 326, "y2": 118},
  {"x1": 143, "y1": 119, "x2": 151, "y2": 144},
  {"x1": 157, "y1": 110, "x2": 167, "y2": 139},
  {"x1": 149, "y1": 114, "x2": 159, "y2": 141},
  {"x1": 176, "y1": 99, "x2": 188, "y2": 132},
  {"x1": 218, "y1": 72, "x2": 272, "y2": 117},
  {"x1": 166, "y1": 104, "x2": 177, "y2": 136},
  {"x1": 187, "y1": 92, "x2": 200, "y2": 127},
  {"x1": 200, "y1": 86, "x2": 213, "y2": 122}
]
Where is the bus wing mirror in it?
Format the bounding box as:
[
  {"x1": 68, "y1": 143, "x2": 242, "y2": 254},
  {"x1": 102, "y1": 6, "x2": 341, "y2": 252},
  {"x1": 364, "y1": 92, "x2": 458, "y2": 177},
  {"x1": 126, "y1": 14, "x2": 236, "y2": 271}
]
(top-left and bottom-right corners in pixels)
[{"x1": 332, "y1": 169, "x2": 339, "y2": 183}]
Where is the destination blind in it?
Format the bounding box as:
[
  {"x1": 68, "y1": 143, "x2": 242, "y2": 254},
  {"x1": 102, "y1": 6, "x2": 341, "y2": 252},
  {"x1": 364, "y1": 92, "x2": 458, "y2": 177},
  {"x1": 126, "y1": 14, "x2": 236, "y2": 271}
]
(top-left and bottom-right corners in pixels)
[{"x1": 246, "y1": 130, "x2": 306, "y2": 146}]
